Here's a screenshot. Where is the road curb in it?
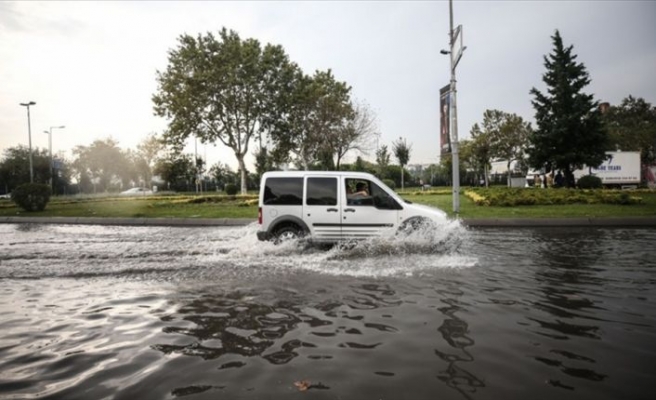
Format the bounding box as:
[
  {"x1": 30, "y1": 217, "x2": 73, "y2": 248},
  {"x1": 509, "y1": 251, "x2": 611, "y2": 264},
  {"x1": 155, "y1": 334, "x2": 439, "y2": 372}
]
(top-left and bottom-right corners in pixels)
[
  {"x1": 1, "y1": 216, "x2": 656, "y2": 227},
  {"x1": 0, "y1": 216, "x2": 254, "y2": 227},
  {"x1": 460, "y1": 217, "x2": 656, "y2": 227}
]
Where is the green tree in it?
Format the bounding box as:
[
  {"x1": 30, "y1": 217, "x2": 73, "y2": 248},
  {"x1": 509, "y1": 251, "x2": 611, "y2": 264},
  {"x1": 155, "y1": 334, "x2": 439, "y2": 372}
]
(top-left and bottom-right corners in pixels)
[
  {"x1": 392, "y1": 137, "x2": 412, "y2": 191},
  {"x1": 468, "y1": 123, "x2": 494, "y2": 187},
  {"x1": 72, "y1": 138, "x2": 127, "y2": 193},
  {"x1": 482, "y1": 110, "x2": 532, "y2": 187},
  {"x1": 269, "y1": 69, "x2": 353, "y2": 170},
  {"x1": 136, "y1": 133, "x2": 165, "y2": 188},
  {"x1": 154, "y1": 152, "x2": 196, "y2": 192},
  {"x1": 375, "y1": 144, "x2": 391, "y2": 179},
  {"x1": 529, "y1": 30, "x2": 608, "y2": 187},
  {"x1": 0, "y1": 146, "x2": 53, "y2": 193},
  {"x1": 253, "y1": 146, "x2": 275, "y2": 183},
  {"x1": 603, "y1": 96, "x2": 656, "y2": 167},
  {"x1": 209, "y1": 161, "x2": 237, "y2": 190},
  {"x1": 153, "y1": 28, "x2": 296, "y2": 194}
]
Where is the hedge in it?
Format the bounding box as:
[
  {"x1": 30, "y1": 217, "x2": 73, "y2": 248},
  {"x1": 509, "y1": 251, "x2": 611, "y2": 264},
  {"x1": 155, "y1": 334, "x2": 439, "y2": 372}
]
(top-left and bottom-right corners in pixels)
[{"x1": 464, "y1": 187, "x2": 643, "y2": 206}]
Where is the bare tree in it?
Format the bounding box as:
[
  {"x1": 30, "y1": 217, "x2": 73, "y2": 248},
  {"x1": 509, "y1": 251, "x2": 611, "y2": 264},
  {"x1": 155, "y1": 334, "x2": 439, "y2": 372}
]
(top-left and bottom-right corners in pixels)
[{"x1": 328, "y1": 101, "x2": 378, "y2": 170}]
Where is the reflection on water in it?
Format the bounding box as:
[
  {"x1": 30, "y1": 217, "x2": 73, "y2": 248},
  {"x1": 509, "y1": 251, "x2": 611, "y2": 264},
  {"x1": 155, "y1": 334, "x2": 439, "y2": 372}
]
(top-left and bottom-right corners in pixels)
[
  {"x1": 0, "y1": 224, "x2": 655, "y2": 399},
  {"x1": 435, "y1": 287, "x2": 484, "y2": 400}
]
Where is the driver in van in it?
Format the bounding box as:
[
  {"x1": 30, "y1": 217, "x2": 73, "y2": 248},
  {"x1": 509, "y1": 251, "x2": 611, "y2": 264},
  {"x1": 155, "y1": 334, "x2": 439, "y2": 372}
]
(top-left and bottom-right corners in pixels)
[{"x1": 352, "y1": 182, "x2": 368, "y2": 196}]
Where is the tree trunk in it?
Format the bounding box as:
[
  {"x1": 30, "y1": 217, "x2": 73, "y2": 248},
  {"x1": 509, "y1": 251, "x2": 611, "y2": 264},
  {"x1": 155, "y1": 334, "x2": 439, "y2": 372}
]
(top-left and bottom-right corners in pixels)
[
  {"x1": 484, "y1": 164, "x2": 489, "y2": 187},
  {"x1": 507, "y1": 161, "x2": 512, "y2": 187},
  {"x1": 401, "y1": 167, "x2": 405, "y2": 191},
  {"x1": 564, "y1": 168, "x2": 575, "y2": 188},
  {"x1": 237, "y1": 155, "x2": 247, "y2": 195}
]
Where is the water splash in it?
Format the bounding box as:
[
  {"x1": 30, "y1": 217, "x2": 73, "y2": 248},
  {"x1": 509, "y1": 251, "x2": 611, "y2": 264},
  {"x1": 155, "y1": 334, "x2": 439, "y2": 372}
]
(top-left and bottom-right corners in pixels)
[
  {"x1": 206, "y1": 220, "x2": 477, "y2": 278},
  {"x1": 0, "y1": 220, "x2": 477, "y2": 280}
]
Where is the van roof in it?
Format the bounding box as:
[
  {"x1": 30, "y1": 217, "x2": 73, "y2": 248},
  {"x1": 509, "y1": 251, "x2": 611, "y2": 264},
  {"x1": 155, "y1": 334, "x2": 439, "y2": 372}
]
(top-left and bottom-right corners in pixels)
[{"x1": 262, "y1": 170, "x2": 375, "y2": 179}]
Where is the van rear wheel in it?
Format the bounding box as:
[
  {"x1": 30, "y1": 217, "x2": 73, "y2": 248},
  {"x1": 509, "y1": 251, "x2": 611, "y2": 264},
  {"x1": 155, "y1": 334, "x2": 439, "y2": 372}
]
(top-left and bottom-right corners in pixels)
[{"x1": 273, "y1": 225, "x2": 303, "y2": 244}]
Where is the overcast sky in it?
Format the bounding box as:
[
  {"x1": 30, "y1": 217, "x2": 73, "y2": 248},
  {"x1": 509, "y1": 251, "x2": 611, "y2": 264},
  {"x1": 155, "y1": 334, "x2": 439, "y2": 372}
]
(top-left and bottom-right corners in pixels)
[{"x1": 2, "y1": 1, "x2": 655, "y2": 171}]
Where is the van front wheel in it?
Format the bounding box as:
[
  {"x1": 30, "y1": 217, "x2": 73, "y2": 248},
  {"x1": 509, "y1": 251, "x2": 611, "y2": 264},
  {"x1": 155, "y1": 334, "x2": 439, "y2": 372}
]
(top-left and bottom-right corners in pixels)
[{"x1": 273, "y1": 225, "x2": 304, "y2": 244}]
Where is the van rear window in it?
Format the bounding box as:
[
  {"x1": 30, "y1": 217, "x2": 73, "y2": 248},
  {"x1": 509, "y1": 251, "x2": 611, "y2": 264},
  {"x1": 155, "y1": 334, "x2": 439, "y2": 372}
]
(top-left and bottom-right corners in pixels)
[{"x1": 263, "y1": 178, "x2": 303, "y2": 205}]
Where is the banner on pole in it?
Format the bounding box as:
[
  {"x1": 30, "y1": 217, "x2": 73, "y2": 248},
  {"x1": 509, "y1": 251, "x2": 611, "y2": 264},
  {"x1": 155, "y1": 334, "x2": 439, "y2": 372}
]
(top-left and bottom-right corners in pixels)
[{"x1": 440, "y1": 85, "x2": 451, "y2": 155}]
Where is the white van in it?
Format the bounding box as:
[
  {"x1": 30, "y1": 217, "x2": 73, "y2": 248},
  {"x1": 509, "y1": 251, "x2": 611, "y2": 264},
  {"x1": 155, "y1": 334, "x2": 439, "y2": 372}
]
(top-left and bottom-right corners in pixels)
[{"x1": 256, "y1": 171, "x2": 448, "y2": 244}]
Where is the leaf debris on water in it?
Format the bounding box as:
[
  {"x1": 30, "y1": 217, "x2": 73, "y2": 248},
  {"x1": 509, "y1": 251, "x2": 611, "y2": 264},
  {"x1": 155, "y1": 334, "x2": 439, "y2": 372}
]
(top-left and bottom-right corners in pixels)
[{"x1": 294, "y1": 380, "x2": 311, "y2": 391}]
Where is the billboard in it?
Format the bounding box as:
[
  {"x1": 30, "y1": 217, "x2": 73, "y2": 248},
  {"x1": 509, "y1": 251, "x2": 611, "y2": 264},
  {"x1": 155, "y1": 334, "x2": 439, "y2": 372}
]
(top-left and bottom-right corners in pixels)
[{"x1": 440, "y1": 85, "x2": 451, "y2": 155}]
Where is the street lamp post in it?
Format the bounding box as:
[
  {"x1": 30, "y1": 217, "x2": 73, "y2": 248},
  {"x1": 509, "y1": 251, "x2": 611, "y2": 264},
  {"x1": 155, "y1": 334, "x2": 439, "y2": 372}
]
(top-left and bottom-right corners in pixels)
[
  {"x1": 440, "y1": 0, "x2": 466, "y2": 214},
  {"x1": 44, "y1": 125, "x2": 65, "y2": 193},
  {"x1": 449, "y1": 0, "x2": 460, "y2": 214},
  {"x1": 19, "y1": 101, "x2": 36, "y2": 183}
]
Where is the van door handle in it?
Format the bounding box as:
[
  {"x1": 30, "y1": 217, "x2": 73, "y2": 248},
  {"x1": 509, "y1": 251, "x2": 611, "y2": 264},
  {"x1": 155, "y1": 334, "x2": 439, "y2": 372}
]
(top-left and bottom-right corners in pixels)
[
  {"x1": 344, "y1": 208, "x2": 355, "y2": 213},
  {"x1": 327, "y1": 208, "x2": 338, "y2": 212}
]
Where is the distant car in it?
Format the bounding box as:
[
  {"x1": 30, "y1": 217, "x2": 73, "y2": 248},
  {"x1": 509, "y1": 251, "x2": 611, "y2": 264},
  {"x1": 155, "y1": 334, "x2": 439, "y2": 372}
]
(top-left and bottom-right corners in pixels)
[
  {"x1": 120, "y1": 187, "x2": 153, "y2": 196},
  {"x1": 0, "y1": 193, "x2": 10, "y2": 199}
]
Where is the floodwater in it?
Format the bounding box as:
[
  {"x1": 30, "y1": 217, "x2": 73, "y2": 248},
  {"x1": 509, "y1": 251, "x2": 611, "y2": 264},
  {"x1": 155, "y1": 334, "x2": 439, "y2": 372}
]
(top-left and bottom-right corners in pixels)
[{"x1": 0, "y1": 222, "x2": 654, "y2": 400}]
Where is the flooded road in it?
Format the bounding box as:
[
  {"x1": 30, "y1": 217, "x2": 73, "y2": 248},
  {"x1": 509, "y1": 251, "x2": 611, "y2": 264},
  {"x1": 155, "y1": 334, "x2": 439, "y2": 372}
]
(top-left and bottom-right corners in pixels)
[{"x1": 0, "y1": 223, "x2": 654, "y2": 400}]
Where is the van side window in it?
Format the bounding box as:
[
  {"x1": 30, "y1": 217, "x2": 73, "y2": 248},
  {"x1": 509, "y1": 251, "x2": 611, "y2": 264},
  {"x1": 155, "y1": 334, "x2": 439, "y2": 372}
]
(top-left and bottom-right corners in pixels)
[
  {"x1": 263, "y1": 178, "x2": 303, "y2": 205},
  {"x1": 306, "y1": 177, "x2": 337, "y2": 206},
  {"x1": 370, "y1": 182, "x2": 402, "y2": 210},
  {"x1": 346, "y1": 179, "x2": 373, "y2": 206}
]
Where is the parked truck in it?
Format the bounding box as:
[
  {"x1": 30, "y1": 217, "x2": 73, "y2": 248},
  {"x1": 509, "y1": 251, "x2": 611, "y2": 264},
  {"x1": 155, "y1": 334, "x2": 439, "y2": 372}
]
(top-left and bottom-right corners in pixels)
[{"x1": 573, "y1": 151, "x2": 641, "y2": 188}]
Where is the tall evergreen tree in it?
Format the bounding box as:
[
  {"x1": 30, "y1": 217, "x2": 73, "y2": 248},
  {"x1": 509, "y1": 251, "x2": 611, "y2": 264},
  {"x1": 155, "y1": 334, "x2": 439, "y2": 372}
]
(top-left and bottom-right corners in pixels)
[{"x1": 528, "y1": 30, "x2": 608, "y2": 187}]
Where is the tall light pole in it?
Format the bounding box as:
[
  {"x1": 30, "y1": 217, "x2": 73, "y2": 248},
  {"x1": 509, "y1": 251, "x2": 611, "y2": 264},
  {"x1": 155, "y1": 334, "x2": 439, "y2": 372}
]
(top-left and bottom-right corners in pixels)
[
  {"x1": 441, "y1": 0, "x2": 465, "y2": 214},
  {"x1": 44, "y1": 125, "x2": 65, "y2": 193},
  {"x1": 19, "y1": 101, "x2": 36, "y2": 183}
]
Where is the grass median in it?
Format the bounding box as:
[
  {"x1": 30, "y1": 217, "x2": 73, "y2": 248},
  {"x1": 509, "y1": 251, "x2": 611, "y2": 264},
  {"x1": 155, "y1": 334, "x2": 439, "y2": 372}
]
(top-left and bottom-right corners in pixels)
[{"x1": 0, "y1": 189, "x2": 655, "y2": 220}]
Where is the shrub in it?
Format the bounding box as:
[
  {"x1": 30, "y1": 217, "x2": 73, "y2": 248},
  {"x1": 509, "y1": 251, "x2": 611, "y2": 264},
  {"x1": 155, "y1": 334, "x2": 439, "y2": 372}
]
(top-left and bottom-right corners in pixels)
[
  {"x1": 577, "y1": 175, "x2": 603, "y2": 189},
  {"x1": 383, "y1": 179, "x2": 396, "y2": 190},
  {"x1": 224, "y1": 184, "x2": 238, "y2": 195},
  {"x1": 11, "y1": 183, "x2": 51, "y2": 212}
]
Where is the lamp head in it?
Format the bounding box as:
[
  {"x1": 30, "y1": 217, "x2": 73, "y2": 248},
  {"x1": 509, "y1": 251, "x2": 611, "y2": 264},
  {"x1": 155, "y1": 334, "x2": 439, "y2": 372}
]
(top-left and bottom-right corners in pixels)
[{"x1": 440, "y1": 49, "x2": 450, "y2": 55}]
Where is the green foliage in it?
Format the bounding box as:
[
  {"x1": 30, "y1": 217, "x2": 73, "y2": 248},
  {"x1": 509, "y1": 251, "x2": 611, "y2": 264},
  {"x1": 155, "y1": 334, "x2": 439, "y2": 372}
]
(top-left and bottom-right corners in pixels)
[
  {"x1": 185, "y1": 194, "x2": 257, "y2": 204},
  {"x1": 529, "y1": 30, "x2": 609, "y2": 187},
  {"x1": 485, "y1": 110, "x2": 532, "y2": 186},
  {"x1": 73, "y1": 138, "x2": 128, "y2": 192},
  {"x1": 224, "y1": 184, "x2": 238, "y2": 195},
  {"x1": 153, "y1": 28, "x2": 297, "y2": 194},
  {"x1": 465, "y1": 187, "x2": 642, "y2": 207},
  {"x1": 383, "y1": 179, "x2": 395, "y2": 190},
  {"x1": 392, "y1": 137, "x2": 411, "y2": 167},
  {"x1": 392, "y1": 137, "x2": 412, "y2": 190},
  {"x1": 602, "y1": 96, "x2": 656, "y2": 167},
  {"x1": 577, "y1": 175, "x2": 603, "y2": 189},
  {"x1": 0, "y1": 146, "x2": 60, "y2": 192},
  {"x1": 154, "y1": 153, "x2": 196, "y2": 192},
  {"x1": 268, "y1": 69, "x2": 354, "y2": 170},
  {"x1": 11, "y1": 183, "x2": 51, "y2": 212},
  {"x1": 375, "y1": 145, "x2": 391, "y2": 177},
  {"x1": 463, "y1": 124, "x2": 493, "y2": 186}
]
